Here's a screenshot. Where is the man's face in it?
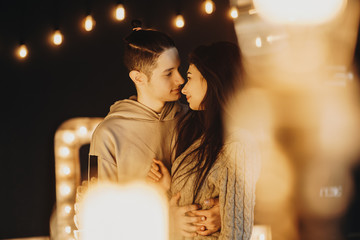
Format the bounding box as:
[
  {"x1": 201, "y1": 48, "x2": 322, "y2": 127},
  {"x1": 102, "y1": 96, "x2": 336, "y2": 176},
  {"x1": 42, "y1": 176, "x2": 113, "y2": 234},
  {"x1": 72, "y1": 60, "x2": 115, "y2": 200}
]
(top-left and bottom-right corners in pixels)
[{"x1": 146, "y1": 47, "x2": 184, "y2": 102}]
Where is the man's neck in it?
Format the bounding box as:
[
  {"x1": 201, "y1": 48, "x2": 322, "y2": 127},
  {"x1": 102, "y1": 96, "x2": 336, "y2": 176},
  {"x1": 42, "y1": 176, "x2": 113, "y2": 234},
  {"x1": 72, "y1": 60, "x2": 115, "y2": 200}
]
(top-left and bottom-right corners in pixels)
[{"x1": 137, "y1": 94, "x2": 165, "y2": 114}]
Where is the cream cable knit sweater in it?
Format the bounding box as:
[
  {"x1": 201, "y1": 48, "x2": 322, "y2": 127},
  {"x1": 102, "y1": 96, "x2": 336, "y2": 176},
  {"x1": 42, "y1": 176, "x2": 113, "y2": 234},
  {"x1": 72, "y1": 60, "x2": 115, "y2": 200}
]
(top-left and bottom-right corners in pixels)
[{"x1": 170, "y1": 130, "x2": 261, "y2": 240}]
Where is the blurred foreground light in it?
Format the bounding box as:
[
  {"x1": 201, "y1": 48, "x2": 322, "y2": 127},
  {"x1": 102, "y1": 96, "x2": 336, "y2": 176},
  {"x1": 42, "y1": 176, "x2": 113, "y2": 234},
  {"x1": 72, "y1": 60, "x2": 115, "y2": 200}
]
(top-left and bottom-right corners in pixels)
[
  {"x1": 230, "y1": 6, "x2": 239, "y2": 19},
  {"x1": 253, "y1": 0, "x2": 347, "y2": 24},
  {"x1": 17, "y1": 44, "x2": 28, "y2": 59},
  {"x1": 64, "y1": 205, "x2": 72, "y2": 214},
  {"x1": 61, "y1": 165, "x2": 71, "y2": 176},
  {"x1": 204, "y1": 0, "x2": 215, "y2": 14},
  {"x1": 255, "y1": 37, "x2": 262, "y2": 48},
  {"x1": 53, "y1": 30, "x2": 63, "y2": 46},
  {"x1": 78, "y1": 182, "x2": 168, "y2": 240},
  {"x1": 115, "y1": 4, "x2": 125, "y2": 21},
  {"x1": 174, "y1": 14, "x2": 185, "y2": 28},
  {"x1": 250, "y1": 225, "x2": 272, "y2": 240},
  {"x1": 84, "y1": 15, "x2": 95, "y2": 31}
]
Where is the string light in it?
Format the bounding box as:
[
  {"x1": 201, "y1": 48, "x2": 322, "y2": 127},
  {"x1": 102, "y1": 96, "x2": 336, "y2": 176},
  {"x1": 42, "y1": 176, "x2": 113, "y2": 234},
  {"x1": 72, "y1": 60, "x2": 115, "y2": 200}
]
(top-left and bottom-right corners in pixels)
[
  {"x1": 53, "y1": 30, "x2": 63, "y2": 46},
  {"x1": 204, "y1": 0, "x2": 215, "y2": 14},
  {"x1": 115, "y1": 4, "x2": 125, "y2": 21},
  {"x1": 17, "y1": 44, "x2": 28, "y2": 59},
  {"x1": 230, "y1": 6, "x2": 239, "y2": 19},
  {"x1": 60, "y1": 184, "x2": 72, "y2": 196},
  {"x1": 174, "y1": 14, "x2": 185, "y2": 28},
  {"x1": 84, "y1": 15, "x2": 95, "y2": 32}
]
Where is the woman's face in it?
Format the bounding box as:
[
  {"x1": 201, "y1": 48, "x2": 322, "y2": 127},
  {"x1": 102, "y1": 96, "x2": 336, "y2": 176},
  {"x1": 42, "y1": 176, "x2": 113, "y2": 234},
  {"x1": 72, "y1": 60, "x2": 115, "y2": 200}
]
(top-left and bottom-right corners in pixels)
[{"x1": 182, "y1": 64, "x2": 207, "y2": 110}]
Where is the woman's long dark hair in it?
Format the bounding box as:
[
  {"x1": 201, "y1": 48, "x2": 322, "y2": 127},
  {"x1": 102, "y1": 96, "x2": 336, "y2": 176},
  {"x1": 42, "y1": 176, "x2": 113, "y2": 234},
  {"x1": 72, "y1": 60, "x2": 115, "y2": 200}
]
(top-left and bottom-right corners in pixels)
[{"x1": 173, "y1": 41, "x2": 244, "y2": 201}]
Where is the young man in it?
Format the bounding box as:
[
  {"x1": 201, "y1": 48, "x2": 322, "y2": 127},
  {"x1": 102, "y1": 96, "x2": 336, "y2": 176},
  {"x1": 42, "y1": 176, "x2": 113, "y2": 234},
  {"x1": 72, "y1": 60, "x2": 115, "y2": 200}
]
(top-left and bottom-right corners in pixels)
[{"x1": 89, "y1": 28, "x2": 220, "y2": 237}]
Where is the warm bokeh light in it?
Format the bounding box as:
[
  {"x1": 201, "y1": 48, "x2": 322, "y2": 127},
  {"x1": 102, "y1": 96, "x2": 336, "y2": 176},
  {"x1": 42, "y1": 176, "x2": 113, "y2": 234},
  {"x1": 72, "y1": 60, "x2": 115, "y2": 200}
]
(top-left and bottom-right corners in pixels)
[
  {"x1": 17, "y1": 44, "x2": 28, "y2": 59},
  {"x1": 65, "y1": 226, "x2": 72, "y2": 234},
  {"x1": 232, "y1": 0, "x2": 360, "y2": 238},
  {"x1": 60, "y1": 184, "x2": 72, "y2": 196},
  {"x1": 64, "y1": 205, "x2": 72, "y2": 214},
  {"x1": 84, "y1": 15, "x2": 95, "y2": 31},
  {"x1": 77, "y1": 126, "x2": 88, "y2": 136},
  {"x1": 255, "y1": 37, "x2": 262, "y2": 48},
  {"x1": 253, "y1": 0, "x2": 347, "y2": 24},
  {"x1": 62, "y1": 131, "x2": 75, "y2": 144},
  {"x1": 174, "y1": 14, "x2": 185, "y2": 28},
  {"x1": 204, "y1": 0, "x2": 214, "y2": 14},
  {"x1": 78, "y1": 182, "x2": 168, "y2": 240},
  {"x1": 59, "y1": 146, "x2": 70, "y2": 157},
  {"x1": 53, "y1": 30, "x2": 63, "y2": 46},
  {"x1": 230, "y1": 6, "x2": 239, "y2": 19},
  {"x1": 115, "y1": 4, "x2": 125, "y2": 21},
  {"x1": 61, "y1": 165, "x2": 71, "y2": 176}
]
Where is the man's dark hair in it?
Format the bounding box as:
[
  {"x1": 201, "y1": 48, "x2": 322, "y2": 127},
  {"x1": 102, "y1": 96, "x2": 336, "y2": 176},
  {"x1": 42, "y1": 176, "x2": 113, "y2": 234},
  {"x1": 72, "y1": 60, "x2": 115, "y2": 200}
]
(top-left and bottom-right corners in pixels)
[{"x1": 124, "y1": 28, "x2": 175, "y2": 78}]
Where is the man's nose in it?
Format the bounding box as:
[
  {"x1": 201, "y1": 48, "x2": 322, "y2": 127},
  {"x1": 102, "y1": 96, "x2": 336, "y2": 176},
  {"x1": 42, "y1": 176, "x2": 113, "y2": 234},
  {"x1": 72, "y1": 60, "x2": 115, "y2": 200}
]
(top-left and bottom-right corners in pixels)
[{"x1": 175, "y1": 72, "x2": 185, "y2": 85}]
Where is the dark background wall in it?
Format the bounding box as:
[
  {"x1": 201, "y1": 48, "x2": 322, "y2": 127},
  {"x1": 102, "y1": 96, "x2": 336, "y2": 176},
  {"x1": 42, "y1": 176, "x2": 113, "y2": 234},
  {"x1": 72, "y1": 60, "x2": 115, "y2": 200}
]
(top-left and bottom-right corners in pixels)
[
  {"x1": 0, "y1": 0, "x2": 359, "y2": 238},
  {"x1": 0, "y1": 0, "x2": 238, "y2": 238}
]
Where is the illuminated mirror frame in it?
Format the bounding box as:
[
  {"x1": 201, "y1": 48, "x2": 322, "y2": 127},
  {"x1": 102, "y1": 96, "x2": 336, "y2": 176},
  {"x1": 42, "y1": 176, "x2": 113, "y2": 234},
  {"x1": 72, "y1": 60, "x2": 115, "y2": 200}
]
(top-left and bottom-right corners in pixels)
[{"x1": 54, "y1": 117, "x2": 103, "y2": 240}]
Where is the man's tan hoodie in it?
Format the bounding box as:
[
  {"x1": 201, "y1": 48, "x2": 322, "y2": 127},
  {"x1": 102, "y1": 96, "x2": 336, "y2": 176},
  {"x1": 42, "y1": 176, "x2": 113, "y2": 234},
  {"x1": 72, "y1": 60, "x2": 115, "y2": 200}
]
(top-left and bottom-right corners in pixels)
[{"x1": 89, "y1": 97, "x2": 186, "y2": 183}]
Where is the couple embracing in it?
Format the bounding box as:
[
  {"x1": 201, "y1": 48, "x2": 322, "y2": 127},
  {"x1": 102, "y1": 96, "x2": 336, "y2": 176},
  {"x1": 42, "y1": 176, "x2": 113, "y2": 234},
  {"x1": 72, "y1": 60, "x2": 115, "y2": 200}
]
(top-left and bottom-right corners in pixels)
[{"x1": 89, "y1": 25, "x2": 260, "y2": 240}]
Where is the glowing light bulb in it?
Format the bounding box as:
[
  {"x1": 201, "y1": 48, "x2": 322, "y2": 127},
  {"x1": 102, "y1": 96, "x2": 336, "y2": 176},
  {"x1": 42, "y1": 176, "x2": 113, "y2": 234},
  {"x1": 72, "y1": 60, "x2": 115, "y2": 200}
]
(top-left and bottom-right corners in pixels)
[
  {"x1": 204, "y1": 0, "x2": 214, "y2": 14},
  {"x1": 65, "y1": 225, "x2": 72, "y2": 234},
  {"x1": 53, "y1": 30, "x2": 63, "y2": 46},
  {"x1": 61, "y1": 165, "x2": 71, "y2": 176},
  {"x1": 253, "y1": 0, "x2": 346, "y2": 24},
  {"x1": 255, "y1": 37, "x2": 262, "y2": 48},
  {"x1": 115, "y1": 4, "x2": 125, "y2": 21},
  {"x1": 84, "y1": 15, "x2": 95, "y2": 31},
  {"x1": 59, "y1": 147, "x2": 70, "y2": 157},
  {"x1": 174, "y1": 14, "x2": 185, "y2": 28},
  {"x1": 18, "y1": 44, "x2": 28, "y2": 59},
  {"x1": 60, "y1": 184, "x2": 72, "y2": 196},
  {"x1": 62, "y1": 131, "x2": 75, "y2": 144},
  {"x1": 64, "y1": 205, "x2": 72, "y2": 214},
  {"x1": 230, "y1": 7, "x2": 239, "y2": 19},
  {"x1": 77, "y1": 126, "x2": 88, "y2": 136}
]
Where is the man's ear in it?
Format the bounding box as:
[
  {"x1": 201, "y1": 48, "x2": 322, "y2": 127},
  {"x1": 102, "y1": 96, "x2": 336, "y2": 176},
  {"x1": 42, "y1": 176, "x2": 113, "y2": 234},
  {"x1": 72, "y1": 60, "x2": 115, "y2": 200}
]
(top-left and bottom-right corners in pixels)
[{"x1": 129, "y1": 70, "x2": 148, "y2": 86}]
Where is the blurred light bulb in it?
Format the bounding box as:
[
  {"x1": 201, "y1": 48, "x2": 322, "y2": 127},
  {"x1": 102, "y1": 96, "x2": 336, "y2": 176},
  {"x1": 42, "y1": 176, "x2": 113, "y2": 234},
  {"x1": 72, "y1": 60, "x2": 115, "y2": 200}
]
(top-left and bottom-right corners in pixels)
[
  {"x1": 18, "y1": 44, "x2": 28, "y2": 59},
  {"x1": 64, "y1": 205, "x2": 72, "y2": 214},
  {"x1": 84, "y1": 15, "x2": 95, "y2": 31},
  {"x1": 204, "y1": 0, "x2": 214, "y2": 14},
  {"x1": 60, "y1": 184, "x2": 72, "y2": 196},
  {"x1": 65, "y1": 225, "x2": 72, "y2": 234},
  {"x1": 61, "y1": 165, "x2": 71, "y2": 176},
  {"x1": 174, "y1": 14, "x2": 185, "y2": 28},
  {"x1": 256, "y1": 37, "x2": 262, "y2": 47},
  {"x1": 115, "y1": 4, "x2": 125, "y2": 21},
  {"x1": 230, "y1": 7, "x2": 239, "y2": 19},
  {"x1": 53, "y1": 30, "x2": 63, "y2": 46},
  {"x1": 253, "y1": 0, "x2": 346, "y2": 24},
  {"x1": 62, "y1": 131, "x2": 75, "y2": 144},
  {"x1": 59, "y1": 147, "x2": 70, "y2": 157},
  {"x1": 77, "y1": 126, "x2": 88, "y2": 136}
]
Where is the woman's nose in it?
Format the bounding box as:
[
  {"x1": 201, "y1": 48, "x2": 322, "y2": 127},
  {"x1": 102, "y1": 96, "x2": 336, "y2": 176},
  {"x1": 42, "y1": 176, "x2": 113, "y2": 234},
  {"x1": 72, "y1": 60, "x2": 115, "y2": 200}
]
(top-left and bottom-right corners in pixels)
[{"x1": 181, "y1": 83, "x2": 187, "y2": 94}]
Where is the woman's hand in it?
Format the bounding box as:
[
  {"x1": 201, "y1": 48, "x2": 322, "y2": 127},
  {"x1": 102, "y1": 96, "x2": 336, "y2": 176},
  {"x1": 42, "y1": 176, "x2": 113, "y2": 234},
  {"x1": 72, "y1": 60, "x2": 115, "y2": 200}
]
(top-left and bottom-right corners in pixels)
[{"x1": 146, "y1": 159, "x2": 171, "y2": 191}]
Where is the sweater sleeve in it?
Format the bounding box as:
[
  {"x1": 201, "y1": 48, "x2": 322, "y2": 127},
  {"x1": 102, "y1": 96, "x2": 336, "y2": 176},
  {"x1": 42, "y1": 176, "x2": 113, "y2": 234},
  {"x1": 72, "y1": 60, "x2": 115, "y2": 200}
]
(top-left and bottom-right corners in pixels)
[
  {"x1": 89, "y1": 124, "x2": 118, "y2": 182},
  {"x1": 218, "y1": 138, "x2": 260, "y2": 240}
]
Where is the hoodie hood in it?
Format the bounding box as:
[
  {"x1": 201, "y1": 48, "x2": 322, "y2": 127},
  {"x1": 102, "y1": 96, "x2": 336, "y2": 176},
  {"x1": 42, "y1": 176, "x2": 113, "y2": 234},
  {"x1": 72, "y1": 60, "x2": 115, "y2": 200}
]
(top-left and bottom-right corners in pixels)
[{"x1": 105, "y1": 97, "x2": 183, "y2": 121}]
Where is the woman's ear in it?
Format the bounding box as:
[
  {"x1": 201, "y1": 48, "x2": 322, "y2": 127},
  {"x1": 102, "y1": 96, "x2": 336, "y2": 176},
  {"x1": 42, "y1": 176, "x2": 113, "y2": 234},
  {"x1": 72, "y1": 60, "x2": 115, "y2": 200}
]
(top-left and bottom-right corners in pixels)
[{"x1": 129, "y1": 70, "x2": 148, "y2": 86}]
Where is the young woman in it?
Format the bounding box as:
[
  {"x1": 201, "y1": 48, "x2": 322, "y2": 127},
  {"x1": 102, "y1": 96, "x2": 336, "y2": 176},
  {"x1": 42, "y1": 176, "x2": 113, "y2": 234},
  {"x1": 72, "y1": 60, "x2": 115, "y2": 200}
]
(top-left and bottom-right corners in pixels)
[{"x1": 148, "y1": 41, "x2": 261, "y2": 240}]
